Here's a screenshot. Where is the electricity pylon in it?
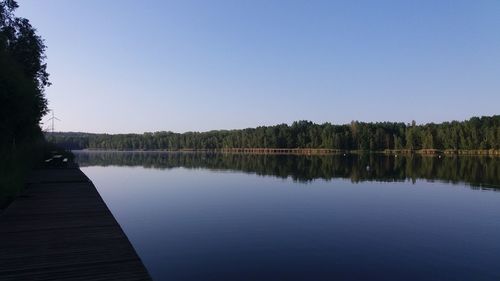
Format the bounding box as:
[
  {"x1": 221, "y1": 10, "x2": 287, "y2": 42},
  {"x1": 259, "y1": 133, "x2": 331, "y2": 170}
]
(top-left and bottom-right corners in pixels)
[{"x1": 46, "y1": 110, "x2": 61, "y2": 133}]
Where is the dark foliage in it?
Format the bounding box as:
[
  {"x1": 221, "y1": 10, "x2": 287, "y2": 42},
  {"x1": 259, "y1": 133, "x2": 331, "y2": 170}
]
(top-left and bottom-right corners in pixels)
[
  {"x1": 0, "y1": 0, "x2": 49, "y2": 147},
  {"x1": 0, "y1": 0, "x2": 50, "y2": 207},
  {"x1": 50, "y1": 116, "x2": 500, "y2": 151}
]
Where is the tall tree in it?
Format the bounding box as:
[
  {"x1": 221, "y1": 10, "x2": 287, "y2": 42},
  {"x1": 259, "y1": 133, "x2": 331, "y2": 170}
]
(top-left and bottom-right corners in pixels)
[{"x1": 0, "y1": 0, "x2": 49, "y2": 147}]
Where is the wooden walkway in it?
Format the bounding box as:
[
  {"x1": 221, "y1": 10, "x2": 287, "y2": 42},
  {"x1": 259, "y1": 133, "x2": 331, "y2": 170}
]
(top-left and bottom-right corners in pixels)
[{"x1": 0, "y1": 167, "x2": 152, "y2": 280}]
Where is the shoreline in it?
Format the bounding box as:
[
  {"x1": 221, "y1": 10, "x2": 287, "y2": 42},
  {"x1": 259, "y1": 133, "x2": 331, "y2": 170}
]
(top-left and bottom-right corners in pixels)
[{"x1": 71, "y1": 148, "x2": 500, "y2": 156}]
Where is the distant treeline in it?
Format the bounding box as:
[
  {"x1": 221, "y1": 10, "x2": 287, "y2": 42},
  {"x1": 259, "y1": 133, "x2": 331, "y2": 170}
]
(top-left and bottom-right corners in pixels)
[
  {"x1": 75, "y1": 151, "x2": 500, "y2": 189},
  {"x1": 50, "y1": 116, "x2": 500, "y2": 152}
]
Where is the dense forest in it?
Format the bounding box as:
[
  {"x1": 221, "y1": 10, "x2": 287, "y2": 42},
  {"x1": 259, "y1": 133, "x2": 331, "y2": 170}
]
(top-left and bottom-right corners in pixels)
[
  {"x1": 74, "y1": 151, "x2": 500, "y2": 188},
  {"x1": 50, "y1": 116, "x2": 500, "y2": 152},
  {"x1": 0, "y1": 0, "x2": 50, "y2": 207}
]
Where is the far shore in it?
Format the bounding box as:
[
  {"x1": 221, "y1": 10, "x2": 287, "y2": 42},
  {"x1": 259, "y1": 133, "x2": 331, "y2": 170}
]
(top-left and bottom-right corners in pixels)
[{"x1": 71, "y1": 148, "x2": 500, "y2": 156}]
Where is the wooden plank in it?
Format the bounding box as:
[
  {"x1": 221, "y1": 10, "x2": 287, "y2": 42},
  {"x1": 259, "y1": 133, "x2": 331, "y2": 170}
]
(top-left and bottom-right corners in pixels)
[{"x1": 0, "y1": 167, "x2": 152, "y2": 281}]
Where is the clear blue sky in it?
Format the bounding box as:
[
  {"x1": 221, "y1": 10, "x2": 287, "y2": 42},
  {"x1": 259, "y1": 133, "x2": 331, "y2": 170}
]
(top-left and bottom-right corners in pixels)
[{"x1": 17, "y1": 0, "x2": 500, "y2": 133}]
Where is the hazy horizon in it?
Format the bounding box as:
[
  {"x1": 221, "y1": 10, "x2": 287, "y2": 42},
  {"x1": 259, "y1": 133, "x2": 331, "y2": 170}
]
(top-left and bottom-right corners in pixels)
[{"x1": 18, "y1": 0, "x2": 500, "y2": 134}]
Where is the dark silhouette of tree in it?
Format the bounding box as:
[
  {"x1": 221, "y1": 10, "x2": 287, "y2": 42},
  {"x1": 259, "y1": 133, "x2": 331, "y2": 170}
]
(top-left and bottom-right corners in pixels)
[
  {"x1": 1, "y1": 0, "x2": 49, "y2": 147},
  {"x1": 1, "y1": 0, "x2": 51, "y2": 207}
]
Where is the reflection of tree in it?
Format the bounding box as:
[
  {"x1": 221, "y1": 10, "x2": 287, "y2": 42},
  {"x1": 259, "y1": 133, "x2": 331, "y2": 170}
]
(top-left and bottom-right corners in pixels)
[{"x1": 75, "y1": 152, "x2": 500, "y2": 190}]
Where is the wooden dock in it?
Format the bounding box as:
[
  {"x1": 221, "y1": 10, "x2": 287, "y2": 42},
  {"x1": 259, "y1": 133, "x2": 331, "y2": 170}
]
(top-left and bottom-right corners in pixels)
[{"x1": 0, "y1": 167, "x2": 152, "y2": 280}]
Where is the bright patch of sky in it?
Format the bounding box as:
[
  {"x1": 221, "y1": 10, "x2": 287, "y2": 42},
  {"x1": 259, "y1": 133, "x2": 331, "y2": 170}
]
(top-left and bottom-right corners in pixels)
[{"x1": 18, "y1": 0, "x2": 500, "y2": 133}]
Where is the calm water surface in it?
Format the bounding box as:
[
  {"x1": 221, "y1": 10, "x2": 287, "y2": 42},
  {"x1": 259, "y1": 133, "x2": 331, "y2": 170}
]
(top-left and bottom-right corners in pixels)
[{"x1": 76, "y1": 152, "x2": 500, "y2": 281}]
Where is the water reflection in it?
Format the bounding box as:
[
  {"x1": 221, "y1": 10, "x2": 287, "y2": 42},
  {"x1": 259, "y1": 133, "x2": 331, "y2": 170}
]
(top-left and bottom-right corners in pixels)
[{"x1": 74, "y1": 151, "x2": 500, "y2": 190}]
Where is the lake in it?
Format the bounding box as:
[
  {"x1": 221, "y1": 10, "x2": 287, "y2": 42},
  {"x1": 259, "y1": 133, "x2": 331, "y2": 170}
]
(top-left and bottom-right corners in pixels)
[{"x1": 75, "y1": 151, "x2": 500, "y2": 281}]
